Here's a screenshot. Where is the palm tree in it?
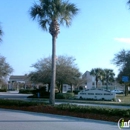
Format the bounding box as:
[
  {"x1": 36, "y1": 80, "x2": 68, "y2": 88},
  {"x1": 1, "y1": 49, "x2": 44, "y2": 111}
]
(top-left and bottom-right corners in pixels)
[
  {"x1": 29, "y1": 0, "x2": 79, "y2": 105},
  {"x1": 103, "y1": 69, "x2": 115, "y2": 90},
  {"x1": 90, "y1": 68, "x2": 104, "y2": 88}
]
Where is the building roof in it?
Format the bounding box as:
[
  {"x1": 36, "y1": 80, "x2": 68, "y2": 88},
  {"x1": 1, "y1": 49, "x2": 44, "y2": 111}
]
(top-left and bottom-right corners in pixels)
[{"x1": 9, "y1": 75, "x2": 28, "y2": 81}]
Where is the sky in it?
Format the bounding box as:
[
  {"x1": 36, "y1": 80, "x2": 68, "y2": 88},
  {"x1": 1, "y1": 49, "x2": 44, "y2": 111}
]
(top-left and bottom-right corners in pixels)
[{"x1": 0, "y1": 0, "x2": 130, "y2": 77}]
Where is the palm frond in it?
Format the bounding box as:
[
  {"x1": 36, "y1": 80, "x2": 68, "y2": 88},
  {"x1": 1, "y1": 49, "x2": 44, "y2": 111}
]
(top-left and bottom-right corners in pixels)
[
  {"x1": 30, "y1": 3, "x2": 45, "y2": 20},
  {"x1": 60, "y1": 16, "x2": 72, "y2": 27},
  {"x1": 128, "y1": 0, "x2": 130, "y2": 4},
  {"x1": 59, "y1": 1, "x2": 79, "y2": 27},
  {"x1": 39, "y1": 19, "x2": 49, "y2": 31},
  {"x1": 30, "y1": 0, "x2": 79, "y2": 32},
  {"x1": 42, "y1": 0, "x2": 53, "y2": 17},
  {"x1": 66, "y1": 3, "x2": 79, "y2": 16}
]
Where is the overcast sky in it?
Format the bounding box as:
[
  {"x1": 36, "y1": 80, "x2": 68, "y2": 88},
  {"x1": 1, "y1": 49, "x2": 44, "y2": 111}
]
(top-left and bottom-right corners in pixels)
[{"x1": 0, "y1": 0, "x2": 130, "y2": 76}]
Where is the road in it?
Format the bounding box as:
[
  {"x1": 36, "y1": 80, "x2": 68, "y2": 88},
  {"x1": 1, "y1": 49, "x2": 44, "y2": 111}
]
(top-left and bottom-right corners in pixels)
[
  {"x1": 0, "y1": 108, "x2": 118, "y2": 130},
  {"x1": 0, "y1": 91, "x2": 32, "y2": 99}
]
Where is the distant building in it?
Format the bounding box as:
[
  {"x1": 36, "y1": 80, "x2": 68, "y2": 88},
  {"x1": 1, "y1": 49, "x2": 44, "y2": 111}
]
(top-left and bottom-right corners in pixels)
[
  {"x1": 82, "y1": 71, "x2": 102, "y2": 89},
  {"x1": 82, "y1": 71, "x2": 125, "y2": 91},
  {"x1": 8, "y1": 75, "x2": 28, "y2": 90},
  {"x1": 62, "y1": 84, "x2": 74, "y2": 93},
  {"x1": 82, "y1": 71, "x2": 96, "y2": 89},
  {"x1": 8, "y1": 75, "x2": 50, "y2": 91}
]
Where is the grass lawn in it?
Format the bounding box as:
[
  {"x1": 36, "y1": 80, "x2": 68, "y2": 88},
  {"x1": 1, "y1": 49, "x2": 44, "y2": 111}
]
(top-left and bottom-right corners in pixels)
[{"x1": 116, "y1": 94, "x2": 130, "y2": 103}]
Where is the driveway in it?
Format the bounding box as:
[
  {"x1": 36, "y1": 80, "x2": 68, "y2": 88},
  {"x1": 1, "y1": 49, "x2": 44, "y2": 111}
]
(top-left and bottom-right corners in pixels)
[{"x1": 0, "y1": 108, "x2": 118, "y2": 130}]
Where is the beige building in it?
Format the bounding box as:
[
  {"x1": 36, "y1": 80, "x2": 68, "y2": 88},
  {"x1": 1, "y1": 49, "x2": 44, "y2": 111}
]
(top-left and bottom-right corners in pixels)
[
  {"x1": 8, "y1": 75, "x2": 32, "y2": 90},
  {"x1": 8, "y1": 75, "x2": 48, "y2": 91},
  {"x1": 82, "y1": 71, "x2": 97, "y2": 89}
]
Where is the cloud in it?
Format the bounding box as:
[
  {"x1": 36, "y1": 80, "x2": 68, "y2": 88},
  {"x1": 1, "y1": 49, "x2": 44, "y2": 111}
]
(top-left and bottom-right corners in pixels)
[{"x1": 114, "y1": 38, "x2": 130, "y2": 44}]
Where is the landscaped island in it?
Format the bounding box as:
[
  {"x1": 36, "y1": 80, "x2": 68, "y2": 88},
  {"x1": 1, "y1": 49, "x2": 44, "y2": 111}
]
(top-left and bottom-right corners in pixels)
[{"x1": 0, "y1": 99, "x2": 129, "y2": 122}]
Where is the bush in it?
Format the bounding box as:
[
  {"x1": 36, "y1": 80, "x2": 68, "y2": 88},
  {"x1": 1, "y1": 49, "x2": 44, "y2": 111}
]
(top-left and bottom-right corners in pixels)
[
  {"x1": 32, "y1": 87, "x2": 50, "y2": 98},
  {"x1": 19, "y1": 89, "x2": 33, "y2": 94},
  {"x1": 73, "y1": 90, "x2": 80, "y2": 95},
  {"x1": 0, "y1": 89, "x2": 7, "y2": 92},
  {"x1": 55, "y1": 93, "x2": 75, "y2": 99},
  {"x1": 0, "y1": 99, "x2": 40, "y2": 106},
  {"x1": 55, "y1": 104, "x2": 130, "y2": 117},
  {"x1": 0, "y1": 99, "x2": 129, "y2": 118},
  {"x1": 55, "y1": 93, "x2": 64, "y2": 99}
]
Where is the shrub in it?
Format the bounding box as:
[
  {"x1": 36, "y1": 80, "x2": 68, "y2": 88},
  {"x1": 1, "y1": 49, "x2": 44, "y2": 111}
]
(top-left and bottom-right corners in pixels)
[
  {"x1": 0, "y1": 99, "x2": 40, "y2": 106},
  {"x1": 65, "y1": 93, "x2": 75, "y2": 99},
  {"x1": 0, "y1": 89, "x2": 7, "y2": 92},
  {"x1": 32, "y1": 87, "x2": 50, "y2": 98},
  {"x1": 73, "y1": 90, "x2": 80, "y2": 95},
  {"x1": 55, "y1": 93, "x2": 64, "y2": 99},
  {"x1": 112, "y1": 97, "x2": 116, "y2": 102},
  {"x1": 55, "y1": 93, "x2": 75, "y2": 99},
  {"x1": 55, "y1": 104, "x2": 130, "y2": 117},
  {"x1": 19, "y1": 89, "x2": 33, "y2": 94}
]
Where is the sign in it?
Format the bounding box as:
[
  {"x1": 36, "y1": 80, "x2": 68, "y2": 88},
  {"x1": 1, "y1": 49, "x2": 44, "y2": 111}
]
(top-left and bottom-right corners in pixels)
[
  {"x1": 122, "y1": 76, "x2": 129, "y2": 82},
  {"x1": 118, "y1": 118, "x2": 130, "y2": 129}
]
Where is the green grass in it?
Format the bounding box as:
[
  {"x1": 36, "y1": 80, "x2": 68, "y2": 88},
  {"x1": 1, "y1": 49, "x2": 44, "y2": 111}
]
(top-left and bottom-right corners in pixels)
[{"x1": 116, "y1": 94, "x2": 130, "y2": 103}]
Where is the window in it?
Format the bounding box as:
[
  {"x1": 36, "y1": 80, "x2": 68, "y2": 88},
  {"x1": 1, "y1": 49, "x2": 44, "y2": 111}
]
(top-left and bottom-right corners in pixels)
[
  {"x1": 95, "y1": 93, "x2": 102, "y2": 95},
  {"x1": 88, "y1": 93, "x2": 94, "y2": 95},
  {"x1": 104, "y1": 93, "x2": 112, "y2": 95},
  {"x1": 80, "y1": 93, "x2": 86, "y2": 95}
]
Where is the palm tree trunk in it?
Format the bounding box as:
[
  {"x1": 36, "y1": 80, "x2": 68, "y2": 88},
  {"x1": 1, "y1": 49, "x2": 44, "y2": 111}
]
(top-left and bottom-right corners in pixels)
[
  {"x1": 125, "y1": 85, "x2": 128, "y2": 96},
  {"x1": 49, "y1": 36, "x2": 56, "y2": 105},
  {"x1": 71, "y1": 84, "x2": 73, "y2": 92},
  {"x1": 61, "y1": 83, "x2": 63, "y2": 93},
  {"x1": 106, "y1": 80, "x2": 108, "y2": 90},
  {"x1": 96, "y1": 77, "x2": 98, "y2": 88},
  {"x1": 48, "y1": 83, "x2": 50, "y2": 92}
]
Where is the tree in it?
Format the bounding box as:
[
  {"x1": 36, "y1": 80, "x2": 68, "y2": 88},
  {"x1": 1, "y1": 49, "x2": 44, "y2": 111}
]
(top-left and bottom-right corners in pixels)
[
  {"x1": 29, "y1": 55, "x2": 82, "y2": 93},
  {"x1": 30, "y1": 0, "x2": 79, "y2": 105},
  {"x1": 28, "y1": 57, "x2": 52, "y2": 91},
  {"x1": 112, "y1": 49, "x2": 130, "y2": 96},
  {"x1": 103, "y1": 69, "x2": 115, "y2": 90},
  {"x1": 112, "y1": 49, "x2": 130, "y2": 80},
  {"x1": 112, "y1": 49, "x2": 130, "y2": 71},
  {"x1": 90, "y1": 68, "x2": 104, "y2": 88},
  {"x1": 0, "y1": 55, "x2": 13, "y2": 80},
  {"x1": 128, "y1": 0, "x2": 130, "y2": 5},
  {"x1": 56, "y1": 55, "x2": 81, "y2": 92}
]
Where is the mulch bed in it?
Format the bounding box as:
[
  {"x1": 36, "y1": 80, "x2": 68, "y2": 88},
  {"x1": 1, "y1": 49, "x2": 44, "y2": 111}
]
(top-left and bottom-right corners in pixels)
[{"x1": 0, "y1": 105, "x2": 126, "y2": 122}]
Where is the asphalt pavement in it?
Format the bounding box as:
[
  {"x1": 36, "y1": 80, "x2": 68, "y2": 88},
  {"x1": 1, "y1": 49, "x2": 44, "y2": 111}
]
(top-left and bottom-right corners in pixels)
[{"x1": 0, "y1": 91, "x2": 32, "y2": 99}]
